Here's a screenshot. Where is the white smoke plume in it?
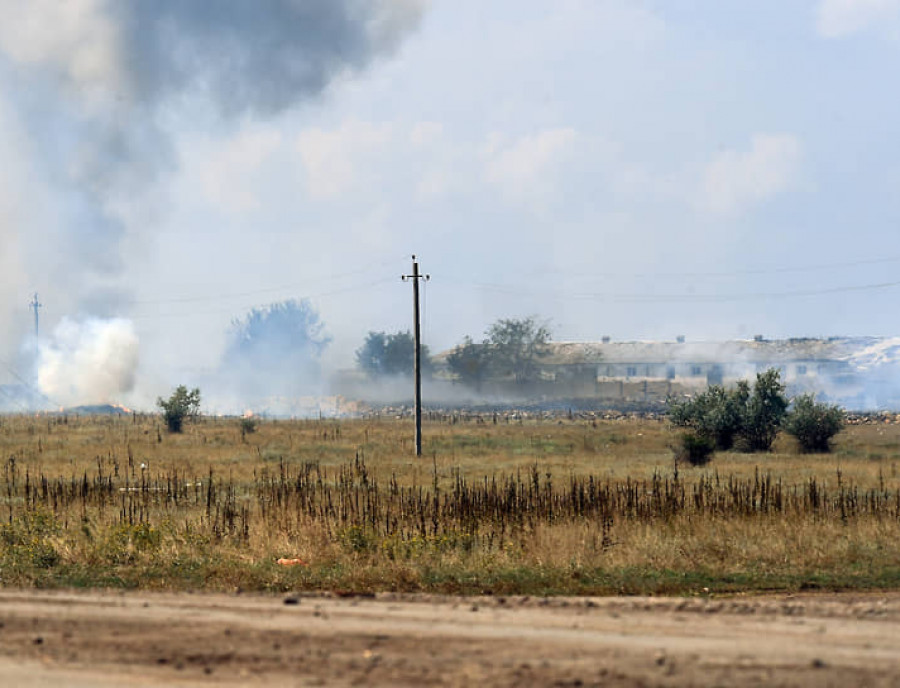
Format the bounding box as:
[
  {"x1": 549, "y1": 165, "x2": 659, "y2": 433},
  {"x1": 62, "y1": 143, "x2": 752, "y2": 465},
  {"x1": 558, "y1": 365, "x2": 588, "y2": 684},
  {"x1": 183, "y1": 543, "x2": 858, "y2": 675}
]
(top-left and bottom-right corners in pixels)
[
  {"x1": 0, "y1": 0, "x2": 426, "y2": 371},
  {"x1": 38, "y1": 317, "x2": 139, "y2": 407}
]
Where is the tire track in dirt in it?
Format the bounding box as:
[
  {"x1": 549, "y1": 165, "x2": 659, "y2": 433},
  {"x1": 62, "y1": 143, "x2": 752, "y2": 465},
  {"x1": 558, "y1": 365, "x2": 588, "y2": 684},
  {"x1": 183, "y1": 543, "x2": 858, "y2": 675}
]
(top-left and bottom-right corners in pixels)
[{"x1": 1, "y1": 590, "x2": 900, "y2": 686}]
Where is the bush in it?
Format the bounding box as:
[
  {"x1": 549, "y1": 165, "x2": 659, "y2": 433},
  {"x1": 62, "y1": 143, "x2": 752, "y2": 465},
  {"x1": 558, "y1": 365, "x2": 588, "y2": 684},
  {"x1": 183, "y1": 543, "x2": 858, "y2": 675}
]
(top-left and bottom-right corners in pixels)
[
  {"x1": 157, "y1": 386, "x2": 201, "y2": 433},
  {"x1": 739, "y1": 369, "x2": 789, "y2": 452},
  {"x1": 668, "y1": 368, "x2": 789, "y2": 459},
  {"x1": 669, "y1": 382, "x2": 748, "y2": 451},
  {"x1": 0, "y1": 510, "x2": 61, "y2": 569},
  {"x1": 674, "y1": 431, "x2": 715, "y2": 466},
  {"x1": 783, "y1": 394, "x2": 845, "y2": 453}
]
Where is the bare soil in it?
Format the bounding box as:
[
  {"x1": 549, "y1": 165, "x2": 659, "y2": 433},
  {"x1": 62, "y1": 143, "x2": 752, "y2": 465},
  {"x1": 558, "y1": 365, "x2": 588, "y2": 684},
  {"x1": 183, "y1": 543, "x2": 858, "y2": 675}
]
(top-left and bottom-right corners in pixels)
[{"x1": 1, "y1": 589, "x2": 900, "y2": 686}]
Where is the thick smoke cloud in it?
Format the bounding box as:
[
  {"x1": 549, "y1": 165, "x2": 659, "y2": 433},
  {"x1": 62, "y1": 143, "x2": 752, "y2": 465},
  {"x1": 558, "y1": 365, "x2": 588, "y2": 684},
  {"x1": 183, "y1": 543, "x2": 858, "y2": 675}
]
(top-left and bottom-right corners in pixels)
[
  {"x1": 218, "y1": 299, "x2": 331, "y2": 410},
  {"x1": 37, "y1": 317, "x2": 139, "y2": 407},
  {"x1": 119, "y1": 0, "x2": 422, "y2": 115},
  {"x1": 0, "y1": 0, "x2": 424, "y2": 107},
  {"x1": 0, "y1": 0, "x2": 425, "y2": 375}
]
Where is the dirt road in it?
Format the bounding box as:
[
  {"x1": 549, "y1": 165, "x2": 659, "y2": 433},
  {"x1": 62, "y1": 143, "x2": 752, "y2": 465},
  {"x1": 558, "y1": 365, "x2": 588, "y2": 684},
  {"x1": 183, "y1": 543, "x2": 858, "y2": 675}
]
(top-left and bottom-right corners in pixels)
[{"x1": 1, "y1": 588, "x2": 899, "y2": 686}]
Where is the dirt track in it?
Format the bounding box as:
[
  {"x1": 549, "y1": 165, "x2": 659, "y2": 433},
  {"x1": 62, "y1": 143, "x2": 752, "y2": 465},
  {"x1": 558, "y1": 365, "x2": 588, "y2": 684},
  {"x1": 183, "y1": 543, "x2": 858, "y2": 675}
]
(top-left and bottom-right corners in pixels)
[{"x1": 1, "y1": 589, "x2": 900, "y2": 686}]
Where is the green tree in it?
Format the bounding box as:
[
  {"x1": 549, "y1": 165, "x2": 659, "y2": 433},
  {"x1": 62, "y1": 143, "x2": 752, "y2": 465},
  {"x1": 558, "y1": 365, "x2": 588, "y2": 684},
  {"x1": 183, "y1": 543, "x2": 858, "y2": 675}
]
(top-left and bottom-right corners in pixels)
[
  {"x1": 669, "y1": 381, "x2": 749, "y2": 451},
  {"x1": 157, "y1": 386, "x2": 201, "y2": 433},
  {"x1": 739, "y1": 369, "x2": 789, "y2": 452},
  {"x1": 355, "y1": 331, "x2": 432, "y2": 378},
  {"x1": 224, "y1": 299, "x2": 330, "y2": 396},
  {"x1": 445, "y1": 336, "x2": 491, "y2": 390},
  {"x1": 226, "y1": 299, "x2": 329, "y2": 368},
  {"x1": 783, "y1": 394, "x2": 845, "y2": 453},
  {"x1": 485, "y1": 317, "x2": 551, "y2": 383}
]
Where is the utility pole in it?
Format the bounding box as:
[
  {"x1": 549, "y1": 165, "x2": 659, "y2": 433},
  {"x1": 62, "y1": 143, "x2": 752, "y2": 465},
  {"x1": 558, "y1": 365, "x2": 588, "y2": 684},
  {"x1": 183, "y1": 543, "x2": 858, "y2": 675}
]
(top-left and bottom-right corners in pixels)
[
  {"x1": 30, "y1": 292, "x2": 42, "y2": 352},
  {"x1": 402, "y1": 256, "x2": 429, "y2": 456}
]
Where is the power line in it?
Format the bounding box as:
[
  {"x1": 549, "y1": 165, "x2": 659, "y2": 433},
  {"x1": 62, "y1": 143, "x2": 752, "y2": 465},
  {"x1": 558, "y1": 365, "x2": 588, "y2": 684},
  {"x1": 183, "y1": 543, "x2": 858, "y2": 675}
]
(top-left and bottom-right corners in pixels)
[
  {"x1": 128, "y1": 276, "x2": 397, "y2": 321},
  {"x1": 0, "y1": 356, "x2": 59, "y2": 410},
  {"x1": 515, "y1": 254, "x2": 900, "y2": 280},
  {"x1": 126, "y1": 254, "x2": 407, "y2": 308},
  {"x1": 453, "y1": 277, "x2": 900, "y2": 304},
  {"x1": 0, "y1": 384, "x2": 30, "y2": 412}
]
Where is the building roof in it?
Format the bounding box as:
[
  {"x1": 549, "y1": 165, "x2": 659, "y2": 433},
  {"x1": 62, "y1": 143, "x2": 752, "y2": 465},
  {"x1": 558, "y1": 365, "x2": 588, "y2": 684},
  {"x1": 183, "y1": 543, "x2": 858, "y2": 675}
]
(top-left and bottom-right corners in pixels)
[
  {"x1": 436, "y1": 337, "x2": 900, "y2": 367},
  {"x1": 542, "y1": 338, "x2": 900, "y2": 366}
]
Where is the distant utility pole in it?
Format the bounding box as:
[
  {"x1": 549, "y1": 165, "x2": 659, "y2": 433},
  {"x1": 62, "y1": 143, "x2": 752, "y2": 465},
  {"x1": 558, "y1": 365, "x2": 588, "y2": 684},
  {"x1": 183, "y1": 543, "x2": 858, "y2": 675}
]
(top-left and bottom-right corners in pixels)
[
  {"x1": 30, "y1": 292, "x2": 42, "y2": 350},
  {"x1": 402, "y1": 256, "x2": 429, "y2": 456}
]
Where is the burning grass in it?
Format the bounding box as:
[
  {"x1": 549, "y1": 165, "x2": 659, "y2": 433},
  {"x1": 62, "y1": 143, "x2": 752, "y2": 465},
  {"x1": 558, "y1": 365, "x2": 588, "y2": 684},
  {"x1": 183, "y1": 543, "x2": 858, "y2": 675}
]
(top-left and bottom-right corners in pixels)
[{"x1": 1, "y1": 412, "x2": 900, "y2": 595}]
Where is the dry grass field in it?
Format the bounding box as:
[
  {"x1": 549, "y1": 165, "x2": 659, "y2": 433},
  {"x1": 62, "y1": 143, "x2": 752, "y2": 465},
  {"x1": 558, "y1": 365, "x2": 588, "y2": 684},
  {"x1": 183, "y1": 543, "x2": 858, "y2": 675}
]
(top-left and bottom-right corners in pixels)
[{"x1": 1, "y1": 411, "x2": 899, "y2": 596}]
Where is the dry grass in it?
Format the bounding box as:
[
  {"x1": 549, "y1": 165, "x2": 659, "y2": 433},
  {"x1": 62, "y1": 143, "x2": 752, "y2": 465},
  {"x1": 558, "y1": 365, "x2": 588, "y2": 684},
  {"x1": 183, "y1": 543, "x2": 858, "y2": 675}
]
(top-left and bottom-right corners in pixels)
[{"x1": 1, "y1": 412, "x2": 899, "y2": 595}]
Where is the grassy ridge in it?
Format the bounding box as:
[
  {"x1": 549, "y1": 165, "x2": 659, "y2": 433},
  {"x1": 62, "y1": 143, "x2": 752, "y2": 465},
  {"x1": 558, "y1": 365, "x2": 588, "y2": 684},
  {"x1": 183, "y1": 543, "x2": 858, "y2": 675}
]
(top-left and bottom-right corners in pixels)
[{"x1": 1, "y1": 413, "x2": 899, "y2": 595}]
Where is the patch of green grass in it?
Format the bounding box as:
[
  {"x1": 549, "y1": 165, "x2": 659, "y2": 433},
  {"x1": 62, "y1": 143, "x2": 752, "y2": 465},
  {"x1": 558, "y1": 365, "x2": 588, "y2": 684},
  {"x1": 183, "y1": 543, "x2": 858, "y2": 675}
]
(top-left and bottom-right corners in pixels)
[
  {"x1": 425, "y1": 432, "x2": 577, "y2": 458},
  {"x1": 9, "y1": 555, "x2": 900, "y2": 598}
]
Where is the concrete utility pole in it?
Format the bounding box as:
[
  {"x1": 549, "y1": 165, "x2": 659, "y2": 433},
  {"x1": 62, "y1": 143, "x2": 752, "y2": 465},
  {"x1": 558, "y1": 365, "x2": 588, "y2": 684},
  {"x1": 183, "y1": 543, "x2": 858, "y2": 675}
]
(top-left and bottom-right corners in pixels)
[
  {"x1": 30, "y1": 293, "x2": 42, "y2": 389},
  {"x1": 30, "y1": 292, "x2": 42, "y2": 351},
  {"x1": 402, "y1": 256, "x2": 429, "y2": 456}
]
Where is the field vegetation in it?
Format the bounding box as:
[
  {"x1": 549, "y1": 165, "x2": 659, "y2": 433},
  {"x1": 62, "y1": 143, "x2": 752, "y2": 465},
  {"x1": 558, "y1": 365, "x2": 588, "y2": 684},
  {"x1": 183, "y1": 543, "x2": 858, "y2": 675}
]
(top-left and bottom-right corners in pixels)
[{"x1": 1, "y1": 411, "x2": 899, "y2": 596}]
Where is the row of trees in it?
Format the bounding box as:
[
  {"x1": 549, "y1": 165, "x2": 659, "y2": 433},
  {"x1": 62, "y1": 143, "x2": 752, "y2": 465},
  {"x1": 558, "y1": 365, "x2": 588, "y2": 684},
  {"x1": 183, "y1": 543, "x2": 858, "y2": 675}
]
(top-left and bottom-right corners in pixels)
[
  {"x1": 670, "y1": 369, "x2": 845, "y2": 464},
  {"x1": 163, "y1": 301, "x2": 848, "y2": 457},
  {"x1": 217, "y1": 299, "x2": 556, "y2": 387},
  {"x1": 356, "y1": 317, "x2": 551, "y2": 386},
  {"x1": 156, "y1": 301, "x2": 557, "y2": 433},
  {"x1": 214, "y1": 297, "x2": 557, "y2": 389},
  {"x1": 218, "y1": 299, "x2": 555, "y2": 389},
  {"x1": 446, "y1": 318, "x2": 551, "y2": 387}
]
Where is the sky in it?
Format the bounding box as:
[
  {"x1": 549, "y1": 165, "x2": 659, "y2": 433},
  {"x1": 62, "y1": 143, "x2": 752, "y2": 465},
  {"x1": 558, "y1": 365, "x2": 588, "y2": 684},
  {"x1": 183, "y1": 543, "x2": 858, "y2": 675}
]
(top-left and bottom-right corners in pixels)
[{"x1": 0, "y1": 0, "x2": 899, "y2": 409}]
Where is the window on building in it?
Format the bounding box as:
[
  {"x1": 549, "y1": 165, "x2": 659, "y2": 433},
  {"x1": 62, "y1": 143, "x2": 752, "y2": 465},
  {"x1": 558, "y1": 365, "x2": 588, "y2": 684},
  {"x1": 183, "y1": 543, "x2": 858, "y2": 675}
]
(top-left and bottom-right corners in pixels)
[
  {"x1": 796, "y1": 364, "x2": 807, "y2": 375},
  {"x1": 666, "y1": 367, "x2": 675, "y2": 380},
  {"x1": 691, "y1": 365, "x2": 702, "y2": 376},
  {"x1": 626, "y1": 366, "x2": 637, "y2": 377}
]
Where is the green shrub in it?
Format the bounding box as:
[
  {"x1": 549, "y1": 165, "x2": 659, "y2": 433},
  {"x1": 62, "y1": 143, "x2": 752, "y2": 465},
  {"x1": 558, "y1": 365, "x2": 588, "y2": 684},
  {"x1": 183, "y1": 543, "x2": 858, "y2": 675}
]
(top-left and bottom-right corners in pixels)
[
  {"x1": 157, "y1": 385, "x2": 201, "y2": 433},
  {"x1": 738, "y1": 369, "x2": 789, "y2": 452},
  {"x1": 338, "y1": 525, "x2": 374, "y2": 553},
  {"x1": 240, "y1": 416, "x2": 258, "y2": 436},
  {"x1": 674, "y1": 431, "x2": 715, "y2": 466},
  {"x1": 669, "y1": 369, "x2": 789, "y2": 457},
  {"x1": 669, "y1": 382, "x2": 748, "y2": 451},
  {"x1": 0, "y1": 510, "x2": 61, "y2": 569},
  {"x1": 783, "y1": 394, "x2": 845, "y2": 453}
]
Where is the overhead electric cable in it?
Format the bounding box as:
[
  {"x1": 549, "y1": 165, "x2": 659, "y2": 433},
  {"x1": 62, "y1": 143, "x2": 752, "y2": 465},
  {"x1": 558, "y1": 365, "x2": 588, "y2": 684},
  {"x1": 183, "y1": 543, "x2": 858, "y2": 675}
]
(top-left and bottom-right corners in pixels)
[
  {"x1": 128, "y1": 276, "x2": 397, "y2": 321},
  {"x1": 127, "y1": 254, "x2": 407, "y2": 307},
  {"x1": 453, "y1": 278, "x2": 900, "y2": 304},
  {"x1": 0, "y1": 357, "x2": 60, "y2": 409},
  {"x1": 513, "y1": 254, "x2": 900, "y2": 280},
  {"x1": 0, "y1": 385, "x2": 30, "y2": 412}
]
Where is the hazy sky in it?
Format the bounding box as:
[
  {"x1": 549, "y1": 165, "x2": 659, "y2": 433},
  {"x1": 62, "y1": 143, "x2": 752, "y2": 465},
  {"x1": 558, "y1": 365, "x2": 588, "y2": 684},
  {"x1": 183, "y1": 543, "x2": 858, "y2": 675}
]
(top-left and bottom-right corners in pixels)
[{"x1": 1, "y1": 0, "x2": 899, "y2": 406}]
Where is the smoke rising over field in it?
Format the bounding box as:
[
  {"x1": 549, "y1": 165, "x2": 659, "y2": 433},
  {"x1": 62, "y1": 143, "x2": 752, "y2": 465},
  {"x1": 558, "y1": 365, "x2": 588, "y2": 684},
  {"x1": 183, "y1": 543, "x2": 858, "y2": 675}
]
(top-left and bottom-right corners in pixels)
[
  {"x1": 1, "y1": 3, "x2": 899, "y2": 411},
  {"x1": 37, "y1": 318, "x2": 139, "y2": 407},
  {"x1": 215, "y1": 299, "x2": 331, "y2": 410},
  {"x1": 0, "y1": 0, "x2": 424, "y2": 404}
]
